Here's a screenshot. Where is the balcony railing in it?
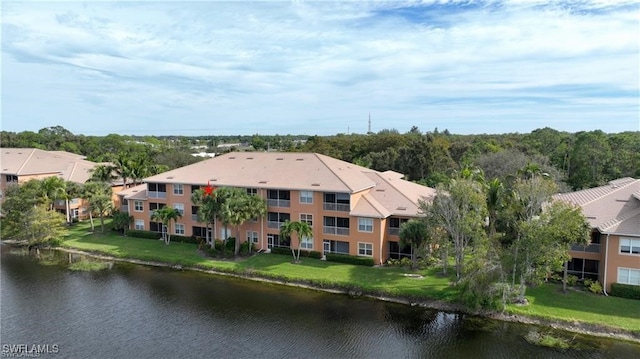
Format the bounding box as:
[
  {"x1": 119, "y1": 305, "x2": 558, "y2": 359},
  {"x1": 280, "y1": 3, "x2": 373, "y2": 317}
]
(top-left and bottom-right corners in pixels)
[
  {"x1": 389, "y1": 228, "x2": 400, "y2": 236},
  {"x1": 323, "y1": 226, "x2": 350, "y2": 236},
  {"x1": 267, "y1": 199, "x2": 290, "y2": 208},
  {"x1": 121, "y1": 205, "x2": 129, "y2": 213},
  {"x1": 191, "y1": 214, "x2": 200, "y2": 222},
  {"x1": 570, "y1": 243, "x2": 601, "y2": 253},
  {"x1": 148, "y1": 191, "x2": 167, "y2": 199},
  {"x1": 267, "y1": 221, "x2": 284, "y2": 229},
  {"x1": 323, "y1": 203, "x2": 350, "y2": 212}
]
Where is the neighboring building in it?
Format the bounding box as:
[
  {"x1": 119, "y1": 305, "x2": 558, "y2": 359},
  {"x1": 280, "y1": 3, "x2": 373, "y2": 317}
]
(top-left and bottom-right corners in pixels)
[
  {"x1": 119, "y1": 152, "x2": 436, "y2": 264},
  {"x1": 553, "y1": 177, "x2": 640, "y2": 291},
  {"x1": 0, "y1": 148, "x2": 125, "y2": 220}
]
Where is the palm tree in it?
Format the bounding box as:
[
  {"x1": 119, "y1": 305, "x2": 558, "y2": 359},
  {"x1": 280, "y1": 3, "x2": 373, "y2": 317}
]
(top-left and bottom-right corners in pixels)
[
  {"x1": 113, "y1": 153, "x2": 133, "y2": 189},
  {"x1": 485, "y1": 178, "x2": 504, "y2": 239},
  {"x1": 41, "y1": 176, "x2": 66, "y2": 211},
  {"x1": 399, "y1": 219, "x2": 430, "y2": 269},
  {"x1": 280, "y1": 220, "x2": 313, "y2": 263},
  {"x1": 191, "y1": 188, "x2": 220, "y2": 248},
  {"x1": 217, "y1": 187, "x2": 267, "y2": 256},
  {"x1": 82, "y1": 181, "x2": 112, "y2": 233},
  {"x1": 89, "y1": 164, "x2": 117, "y2": 183},
  {"x1": 62, "y1": 181, "x2": 82, "y2": 224},
  {"x1": 151, "y1": 206, "x2": 182, "y2": 245}
]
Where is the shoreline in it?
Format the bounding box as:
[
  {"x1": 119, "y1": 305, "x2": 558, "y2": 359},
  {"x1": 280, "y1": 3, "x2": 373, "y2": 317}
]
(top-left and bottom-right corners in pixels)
[
  {"x1": 3, "y1": 241, "x2": 638, "y2": 344},
  {"x1": 39, "y1": 246, "x2": 640, "y2": 344}
]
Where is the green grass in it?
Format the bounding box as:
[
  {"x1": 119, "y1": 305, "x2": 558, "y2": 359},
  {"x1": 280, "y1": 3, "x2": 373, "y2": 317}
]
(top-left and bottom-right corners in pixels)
[
  {"x1": 507, "y1": 283, "x2": 640, "y2": 333},
  {"x1": 60, "y1": 220, "x2": 640, "y2": 334},
  {"x1": 69, "y1": 259, "x2": 111, "y2": 271}
]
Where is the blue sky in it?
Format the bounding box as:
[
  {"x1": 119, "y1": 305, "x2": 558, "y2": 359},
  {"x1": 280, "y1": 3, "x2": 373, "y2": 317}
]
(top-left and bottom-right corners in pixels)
[{"x1": 2, "y1": 1, "x2": 639, "y2": 136}]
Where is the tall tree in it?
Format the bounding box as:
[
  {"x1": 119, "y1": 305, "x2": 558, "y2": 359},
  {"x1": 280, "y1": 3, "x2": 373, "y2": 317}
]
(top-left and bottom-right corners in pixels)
[
  {"x1": 83, "y1": 181, "x2": 113, "y2": 233},
  {"x1": 399, "y1": 219, "x2": 430, "y2": 269},
  {"x1": 218, "y1": 188, "x2": 267, "y2": 256},
  {"x1": 41, "y1": 176, "x2": 66, "y2": 211},
  {"x1": 280, "y1": 220, "x2": 314, "y2": 263},
  {"x1": 151, "y1": 206, "x2": 182, "y2": 245},
  {"x1": 428, "y1": 179, "x2": 487, "y2": 282},
  {"x1": 191, "y1": 187, "x2": 220, "y2": 248},
  {"x1": 89, "y1": 164, "x2": 117, "y2": 183}
]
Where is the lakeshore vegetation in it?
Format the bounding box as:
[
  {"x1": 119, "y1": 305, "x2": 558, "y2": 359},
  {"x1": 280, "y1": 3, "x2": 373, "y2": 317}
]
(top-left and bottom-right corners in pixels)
[{"x1": 54, "y1": 220, "x2": 640, "y2": 334}]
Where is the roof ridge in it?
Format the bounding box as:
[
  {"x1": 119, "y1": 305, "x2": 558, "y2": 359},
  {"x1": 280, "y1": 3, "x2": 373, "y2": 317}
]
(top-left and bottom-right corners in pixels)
[
  {"x1": 16, "y1": 148, "x2": 37, "y2": 175},
  {"x1": 360, "y1": 193, "x2": 389, "y2": 218},
  {"x1": 376, "y1": 172, "x2": 418, "y2": 207},
  {"x1": 599, "y1": 206, "x2": 640, "y2": 232},
  {"x1": 573, "y1": 178, "x2": 639, "y2": 206},
  {"x1": 313, "y1": 153, "x2": 357, "y2": 193}
]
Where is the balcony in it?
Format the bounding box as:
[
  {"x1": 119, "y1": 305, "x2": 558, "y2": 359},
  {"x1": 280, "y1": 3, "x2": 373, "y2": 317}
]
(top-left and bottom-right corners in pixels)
[
  {"x1": 389, "y1": 228, "x2": 400, "y2": 236},
  {"x1": 191, "y1": 214, "x2": 200, "y2": 222},
  {"x1": 267, "y1": 199, "x2": 290, "y2": 208},
  {"x1": 323, "y1": 203, "x2": 350, "y2": 212},
  {"x1": 323, "y1": 226, "x2": 350, "y2": 236},
  {"x1": 148, "y1": 191, "x2": 167, "y2": 199},
  {"x1": 570, "y1": 243, "x2": 601, "y2": 253},
  {"x1": 267, "y1": 221, "x2": 284, "y2": 229},
  {"x1": 121, "y1": 205, "x2": 129, "y2": 213}
]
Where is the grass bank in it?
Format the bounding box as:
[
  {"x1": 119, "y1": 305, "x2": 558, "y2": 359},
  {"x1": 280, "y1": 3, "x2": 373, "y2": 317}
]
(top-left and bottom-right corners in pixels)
[{"x1": 59, "y1": 221, "x2": 640, "y2": 337}]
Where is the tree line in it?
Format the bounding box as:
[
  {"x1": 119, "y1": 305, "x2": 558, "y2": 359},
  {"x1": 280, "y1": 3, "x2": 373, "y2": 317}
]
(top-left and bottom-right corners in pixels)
[{"x1": 3, "y1": 126, "x2": 638, "y2": 190}]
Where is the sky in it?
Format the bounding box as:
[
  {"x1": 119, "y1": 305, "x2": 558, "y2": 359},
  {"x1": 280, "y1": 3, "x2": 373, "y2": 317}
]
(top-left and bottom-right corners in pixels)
[{"x1": 1, "y1": 0, "x2": 639, "y2": 136}]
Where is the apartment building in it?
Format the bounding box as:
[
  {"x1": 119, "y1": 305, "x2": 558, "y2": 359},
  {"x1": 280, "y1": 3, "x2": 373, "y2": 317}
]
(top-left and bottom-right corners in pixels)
[
  {"x1": 0, "y1": 148, "x2": 124, "y2": 220},
  {"x1": 118, "y1": 152, "x2": 436, "y2": 265},
  {"x1": 553, "y1": 177, "x2": 640, "y2": 291}
]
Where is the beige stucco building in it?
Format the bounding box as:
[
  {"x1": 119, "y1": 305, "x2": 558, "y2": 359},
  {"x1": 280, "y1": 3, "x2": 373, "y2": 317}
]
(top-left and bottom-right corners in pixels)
[
  {"x1": 554, "y1": 178, "x2": 640, "y2": 292},
  {"x1": 0, "y1": 148, "x2": 124, "y2": 220},
  {"x1": 118, "y1": 152, "x2": 436, "y2": 265}
]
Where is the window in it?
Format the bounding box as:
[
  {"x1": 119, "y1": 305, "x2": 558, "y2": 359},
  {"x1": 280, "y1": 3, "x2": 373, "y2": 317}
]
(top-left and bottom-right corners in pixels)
[
  {"x1": 267, "y1": 212, "x2": 290, "y2": 229},
  {"x1": 358, "y1": 218, "x2": 373, "y2": 232},
  {"x1": 246, "y1": 188, "x2": 258, "y2": 196},
  {"x1": 267, "y1": 190, "x2": 291, "y2": 207},
  {"x1": 247, "y1": 231, "x2": 259, "y2": 244},
  {"x1": 148, "y1": 183, "x2": 167, "y2": 198},
  {"x1": 323, "y1": 240, "x2": 349, "y2": 254},
  {"x1": 323, "y1": 192, "x2": 350, "y2": 211},
  {"x1": 300, "y1": 213, "x2": 313, "y2": 227},
  {"x1": 300, "y1": 191, "x2": 313, "y2": 204},
  {"x1": 175, "y1": 223, "x2": 185, "y2": 235},
  {"x1": 323, "y1": 216, "x2": 350, "y2": 236},
  {"x1": 300, "y1": 236, "x2": 313, "y2": 250},
  {"x1": 620, "y1": 238, "x2": 640, "y2": 255},
  {"x1": 5, "y1": 174, "x2": 18, "y2": 183},
  {"x1": 173, "y1": 203, "x2": 184, "y2": 215},
  {"x1": 134, "y1": 201, "x2": 144, "y2": 212},
  {"x1": 135, "y1": 219, "x2": 145, "y2": 230},
  {"x1": 358, "y1": 242, "x2": 373, "y2": 257},
  {"x1": 173, "y1": 184, "x2": 184, "y2": 195},
  {"x1": 618, "y1": 268, "x2": 640, "y2": 286}
]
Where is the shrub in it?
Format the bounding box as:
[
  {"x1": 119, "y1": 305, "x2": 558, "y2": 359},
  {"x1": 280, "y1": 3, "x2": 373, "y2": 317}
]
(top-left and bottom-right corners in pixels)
[
  {"x1": 588, "y1": 280, "x2": 603, "y2": 295},
  {"x1": 326, "y1": 253, "x2": 374, "y2": 267},
  {"x1": 169, "y1": 234, "x2": 198, "y2": 244},
  {"x1": 269, "y1": 247, "x2": 322, "y2": 259},
  {"x1": 385, "y1": 257, "x2": 412, "y2": 268},
  {"x1": 583, "y1": 278, "x2": 594, "y2": 288},
  {"x1": 610, "y1": 283, "x2": 640, "y2": 300},
  {"x1": 127, "y1": 230, "x2": 162, "y2": 240},
  {"x1": 566, "y1": 275, "x2": 578, "y2": 287}
]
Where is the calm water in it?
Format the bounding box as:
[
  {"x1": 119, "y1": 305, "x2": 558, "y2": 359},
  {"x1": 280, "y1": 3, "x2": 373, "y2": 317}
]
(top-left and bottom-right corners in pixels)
[{"x1": 1, "y1": 245, "x2": 639, "y2": 359}]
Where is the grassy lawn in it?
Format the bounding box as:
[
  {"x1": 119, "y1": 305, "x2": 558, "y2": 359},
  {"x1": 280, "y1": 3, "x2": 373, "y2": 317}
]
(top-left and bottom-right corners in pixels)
[
  {"x1": 507, "y1": 283, "x2": 640, "y2": 333},
  {"x1": 59, "y1": 220, "x2": 639, "y2": 333}
]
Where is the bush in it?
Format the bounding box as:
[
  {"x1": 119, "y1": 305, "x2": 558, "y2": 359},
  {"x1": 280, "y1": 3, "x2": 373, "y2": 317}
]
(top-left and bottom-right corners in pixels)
[
  {"x1": 385, "y1": 257, "x2": 412, "y2": 268},
  {"x1": 583, "y1": 278, "x2": 594, "y2": 288},
  {"x1": 610, "y1": 283, "x2": 640, "y2": 300},
  {"x1": 588, "y1": 280, "x2": 603, "y2": 294},
  {"x1": 127, "y1": 230, "x2": 162, "y2": 240},
  {"x1": 269, "y1": 247, "x2": 322, "y2": 259},
  {"x1": 169, "y1": 234, "x2": 198, "y2": 244},
  {"x1": 566, "y1": 275, "x2": 578, "y2": 287},
  {"x1": 326, "y1": 253, "x2": 374, "y2": 267}
]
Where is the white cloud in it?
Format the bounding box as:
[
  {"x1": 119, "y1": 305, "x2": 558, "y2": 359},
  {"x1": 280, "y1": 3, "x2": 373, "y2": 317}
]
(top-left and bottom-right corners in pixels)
[{"x1": 1, "y1": 1, "x2": 638, "y2": 135}]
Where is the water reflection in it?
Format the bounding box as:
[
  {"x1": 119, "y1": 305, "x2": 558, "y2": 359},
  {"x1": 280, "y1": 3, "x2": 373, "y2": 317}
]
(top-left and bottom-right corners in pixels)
[{"x1": 1, "y1": 245, "x2": 638, "y2": 359}]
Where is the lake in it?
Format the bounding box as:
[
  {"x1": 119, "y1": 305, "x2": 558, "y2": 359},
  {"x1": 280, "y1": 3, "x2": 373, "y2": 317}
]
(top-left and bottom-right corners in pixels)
[{"x1": 1, "y1": 245, "x2": 638, "y2": 358}]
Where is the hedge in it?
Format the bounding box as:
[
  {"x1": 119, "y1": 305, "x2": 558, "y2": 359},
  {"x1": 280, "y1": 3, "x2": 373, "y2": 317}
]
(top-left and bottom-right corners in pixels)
[
  {"x1": 610, "y1": 283, "x2": 640, "y2": 300},
  {"x1": 269, "y1": 247, "x2": 323, "y2": 259},
  {"x1": 125, "y1": 230, "x2": 198, "y2": 244},
  {"x1": 127, "y1": 230, "x2": 162, "y2": 239},
  {"x1": 326, "y1": 253, "x2": 374, "y2": 267}
]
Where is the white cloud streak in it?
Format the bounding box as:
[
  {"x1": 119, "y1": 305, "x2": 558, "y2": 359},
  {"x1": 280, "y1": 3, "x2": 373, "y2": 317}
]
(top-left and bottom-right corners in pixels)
[{"x1": 1, "y1": 0, "x2": 638, "y2": 135}]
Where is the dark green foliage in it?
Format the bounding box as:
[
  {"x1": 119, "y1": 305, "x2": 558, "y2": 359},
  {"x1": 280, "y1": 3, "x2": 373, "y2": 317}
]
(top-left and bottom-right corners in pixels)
[
  {"x1": 326, "y1": 253, "x2": 374, "y2": 266},
  {"x1": 270, "y1": 247, "x2": 322, "y2": 259},
  {"x1": 127, "y1": 230, "x2": 162, "y2": 239},
  {"x1": 610, "y1": 283, "x2": 640, "y2": 300}
]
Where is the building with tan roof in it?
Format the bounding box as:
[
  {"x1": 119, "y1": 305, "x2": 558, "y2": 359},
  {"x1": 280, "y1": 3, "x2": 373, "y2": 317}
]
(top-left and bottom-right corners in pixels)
[
  {"x1": 0, "y1": 148, "x2": 125, "y2": 221},
  {"x1": 553, "y1": 177, "x2": 640, "y2": 291},
  {"x1": 119, "y1": 152, "x2": 436, "y2": 264}
]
